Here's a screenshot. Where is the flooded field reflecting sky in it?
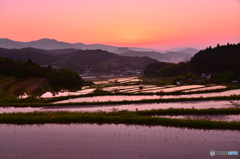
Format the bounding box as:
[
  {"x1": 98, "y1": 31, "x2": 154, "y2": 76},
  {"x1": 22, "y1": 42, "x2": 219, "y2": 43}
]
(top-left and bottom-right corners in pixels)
[
  {"x1": 0, "y1": 124, "x2": 239, "y2": 159},
  {"x1": 53, "y1": 89, "x2": 240, "y2": 104},
  {"x1": 0, "y1": 100, "x2": 234, "y2": 114}
]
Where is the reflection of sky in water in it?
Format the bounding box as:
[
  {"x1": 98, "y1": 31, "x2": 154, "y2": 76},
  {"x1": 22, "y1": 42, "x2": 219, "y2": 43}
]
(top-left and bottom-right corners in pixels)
[
  {"x1": 53, "y1": 89, "x2": 240, "y2": 104},
  {"x1": 156, "y1": 115, "x2": 240, "y2": 122},
  {"x1": 0, "y1": 101, "x2": 234, "y2": 114},
  {"x1": 41, "y1": 88, "x2": 96, "y2": 98},
  {"x1": 0, "y1": 124, "x2": 239, "y2": 159}
]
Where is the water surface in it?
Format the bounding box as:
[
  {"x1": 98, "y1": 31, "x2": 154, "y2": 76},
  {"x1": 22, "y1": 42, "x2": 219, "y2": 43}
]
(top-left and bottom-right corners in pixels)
[
  {"x1": 0, "y1": 101, "x2": 234, "y2": 114},
  {"x1": 0, "y1": 124, "x2": 239, "y2": 159},
  {"x1": 53, "y1": 89, "x2": 240, "y2": 103}
]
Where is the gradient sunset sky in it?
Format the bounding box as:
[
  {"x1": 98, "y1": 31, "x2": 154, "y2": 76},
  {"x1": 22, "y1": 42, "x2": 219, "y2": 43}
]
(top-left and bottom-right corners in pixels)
[{"x1": 1, "y1": 0, "x2": 240, "y2": 49}]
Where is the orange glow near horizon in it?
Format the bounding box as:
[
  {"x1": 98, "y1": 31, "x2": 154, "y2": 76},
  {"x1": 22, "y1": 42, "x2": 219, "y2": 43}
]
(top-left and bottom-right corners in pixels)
[{"x1": 0, "y1": 0, "x2": 240, "y2": 49}]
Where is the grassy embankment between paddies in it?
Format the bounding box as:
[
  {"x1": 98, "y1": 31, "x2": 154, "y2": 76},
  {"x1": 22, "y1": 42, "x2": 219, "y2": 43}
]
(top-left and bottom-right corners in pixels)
[
  {"x1": 0, "y1": 108, "x2": 240, "y2": 130},
  {"x1": 0, "y1": 94, "x2": 240, "y2": 107}
]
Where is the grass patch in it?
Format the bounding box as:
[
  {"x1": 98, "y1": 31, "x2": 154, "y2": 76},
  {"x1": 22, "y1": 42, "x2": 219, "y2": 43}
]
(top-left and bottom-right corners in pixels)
[{"x1": 0, "y1": 109, "x2": 239, "y2": 130}]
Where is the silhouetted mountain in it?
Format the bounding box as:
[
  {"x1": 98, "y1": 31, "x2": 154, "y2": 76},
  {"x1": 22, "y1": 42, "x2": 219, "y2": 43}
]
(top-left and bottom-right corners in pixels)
[
  {"x1": 0, "y1": 38, "x2": 170, "y2": 52},
  {"x1": 86, "y1": 44, "x2": 118, "y2": 52},
  {"x1": 0, "y1": 38, "x2": 119, "y2": 51},
  {"x1": 121, "y1": 51, "x2": 171, "y2": 62},
  {"x1": 0, "y1": 48, "x2": 157, "y2": 74},
  {"x1": 0, "y1": 38, "x2": 199, "y2": 61},
  {"x1": 57, "y1": 50, "x2": 158, "y2": 73},
  {"x1": 176, "y1": 48, "x2": 199, "y2": 55},
  {"x1": 0, "y1": 39, "x2": 24, "y2": 49},
  {"x1": 25, "y1": 38, "x2": 74, "y2": 50},
  {"x1": 128, "y1": 47, "x2": 164, "y2": 52},
  {"x1": 46, "y1": 49, "x2": 79, "y2": 55},
  {"x1": 0, "y1": 47, "x2": 58, "y2": 64},
  {"x1": 164, "y1": 51, "x2": 192, "y2": 62},
  {"x1": 163, "y1": 47, "x2": 199, "y2": 53},
  {"x1": 113, "y1": 47, "x2": 131, "y2": 54}
]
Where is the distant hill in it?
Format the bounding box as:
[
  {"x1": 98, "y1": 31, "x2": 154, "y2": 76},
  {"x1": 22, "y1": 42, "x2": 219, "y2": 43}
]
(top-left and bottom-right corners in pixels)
[
  {"x1": 0, "y1": 39, "x2": 24, "y2": 49},
  {"x1": 163, "y1": 47, "x2": 199, "y2": 53},
  {"x1": 0, "y1": 38, "x2": 119, "y2": 51},
  {"x1": 57, "y1": 50, "x2": 158, "y2": 73},
  {"x1": 164, "y1": 51, "x2": 192, "y2": 62},
  {"x1": 0, "y1": 48, "x2": 157, "y2": 74},
  {"x1": 176, "y1": 48, "x2": 199, "y2": 55},
  {"x1": 46, "y1": 48, "x2": 79, "y2": 55},
  {"x1": 0, "y1": 38, "x2": 199, "y2": 55},
  {"x1": 143, "y1": 43, "x2": 240, "y2": 80},
  {"x1": 25, "y1": 39, "x2": 75, "y2": 50},
  {"x1": 86, "y1": 44, "x2": 118, "y2": 52},
  {"x1": 113, "y1": 47, "x2": 131, "y2": 54},
  {"x1": 0, "y1": 38, "x2": 200, "y2": 62},
  {"x1": 0, "y1": 48, "x2": 58, "y2": 64},
  {"x1": 121, "y1": 51, "x2": 171, "y2": 62},
  {"x1": 0, "y1": 38, "x2": 158, "y2": 53}
]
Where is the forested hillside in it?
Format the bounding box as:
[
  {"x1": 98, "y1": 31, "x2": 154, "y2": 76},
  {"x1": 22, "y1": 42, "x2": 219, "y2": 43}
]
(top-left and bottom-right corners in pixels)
[
  {"x1": 57, "y1": 49, "x2": 158, "y2": 73},
  {"x1": 144, "y1": 62, "x2": 189, "y2": 77},
  {"x1": 144, "y1": 43, "x2": 240, "y2": 82},
  {"x1": 0, "y1": 57, "x2": 82, "y2": 89},
  {"x1": 0, "y1": 47, "x2": 58, "y2": 64},
  {"x1": 0, "y1": 48, "x2": 158, "y2": 74},
  {"x1": 190, "y1": 43, "x2": 240, "y2": 74}
]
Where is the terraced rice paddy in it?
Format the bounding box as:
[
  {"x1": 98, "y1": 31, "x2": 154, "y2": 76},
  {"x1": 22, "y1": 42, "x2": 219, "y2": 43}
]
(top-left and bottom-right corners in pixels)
[
  {"x1": 0, "y1": 124, "x2": 239, "y2": 159},
  {"x1": 183, "y1": 86, "x2": 227, "y2": 93},
  {"x1": 0, "y1": 100, "x2": 235, "y2": 114},
  {"x1": 52, "y1": 88, "x2": 240, "y2": 104},
  {"x1": 0, "y1": 76, "x2": 45, "y2": 97},
  {"x1": 93, "y1": 77, "x2": 139, "y2": 85},
  {"x1": 41, "y1": 88, "x2": 96, "y2": 98},
  {"x1": 107, "y1": 77, "x2": 140, "y2": 84},
  {"x1": 40, "y1": 84, "x2": 233, "y2": 98}
]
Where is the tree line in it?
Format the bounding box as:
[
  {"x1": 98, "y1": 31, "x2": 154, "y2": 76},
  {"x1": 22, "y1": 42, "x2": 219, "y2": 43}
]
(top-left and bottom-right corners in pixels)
[
  {"x1": 0, "y1": 57, "x2": 82, "y2": 89},
  {"x1": 144, "y1": 43, "x2": 240, "y2": 82}
]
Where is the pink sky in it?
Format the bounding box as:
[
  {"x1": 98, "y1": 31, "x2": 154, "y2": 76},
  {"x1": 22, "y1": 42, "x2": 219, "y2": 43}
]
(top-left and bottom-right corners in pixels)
[{"x1": 0, "y1": 0, "x2": 240, "y2": 49}]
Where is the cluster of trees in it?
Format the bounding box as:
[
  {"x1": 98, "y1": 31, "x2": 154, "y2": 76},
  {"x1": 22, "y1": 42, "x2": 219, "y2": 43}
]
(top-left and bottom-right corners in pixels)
[
  {"x1": 189, "y1": 43, "x2": 240, "y2": 74},
  {"x1": 144, "y1": 43, "x2": 240, "y2": 82},
  {"x1": 0, "y1": 57, "x2": 82, "y2": 89},
  {"x1": 144, "y1": 62, "x2": 189, "y2": 77}
]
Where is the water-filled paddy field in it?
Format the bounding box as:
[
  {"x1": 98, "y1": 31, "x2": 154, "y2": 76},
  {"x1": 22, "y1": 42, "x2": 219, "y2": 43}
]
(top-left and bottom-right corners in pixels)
[
  {"x1": 2, "y1": 83, "x2": 240, "y2": 159},
  {"x1": 52, "y1": 88, "x2": 240, "y2": 104},
  {"x1": 40, "y1": 85, "x2": 234, "y2": 98},
  {"x1": 0, "y1": 100, "x2": 235, "y2": 114},
  {"x1": 0, "y1": 124, "x2": 239, "y2": 159}
]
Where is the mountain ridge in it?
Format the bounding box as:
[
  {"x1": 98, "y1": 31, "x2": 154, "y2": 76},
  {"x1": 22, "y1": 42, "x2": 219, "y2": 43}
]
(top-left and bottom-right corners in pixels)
[
  {"x1": 121, "y1": 51, "x2": 171, "y2": 62},
  {"x1": 0, "y1": 38, "x2": 199, "y2": 54}
]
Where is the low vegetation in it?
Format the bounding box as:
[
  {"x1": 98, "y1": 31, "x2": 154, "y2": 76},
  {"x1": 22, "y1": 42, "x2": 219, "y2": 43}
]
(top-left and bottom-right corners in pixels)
[{"x1": 0, "y1": 108, "x2": 240, "y2": 130}]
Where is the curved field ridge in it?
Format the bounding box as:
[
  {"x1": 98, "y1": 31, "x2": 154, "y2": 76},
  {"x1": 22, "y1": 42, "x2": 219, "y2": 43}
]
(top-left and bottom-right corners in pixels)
[{"x1": 0, "y1": 108, "x2": 240, "y2": 130}]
